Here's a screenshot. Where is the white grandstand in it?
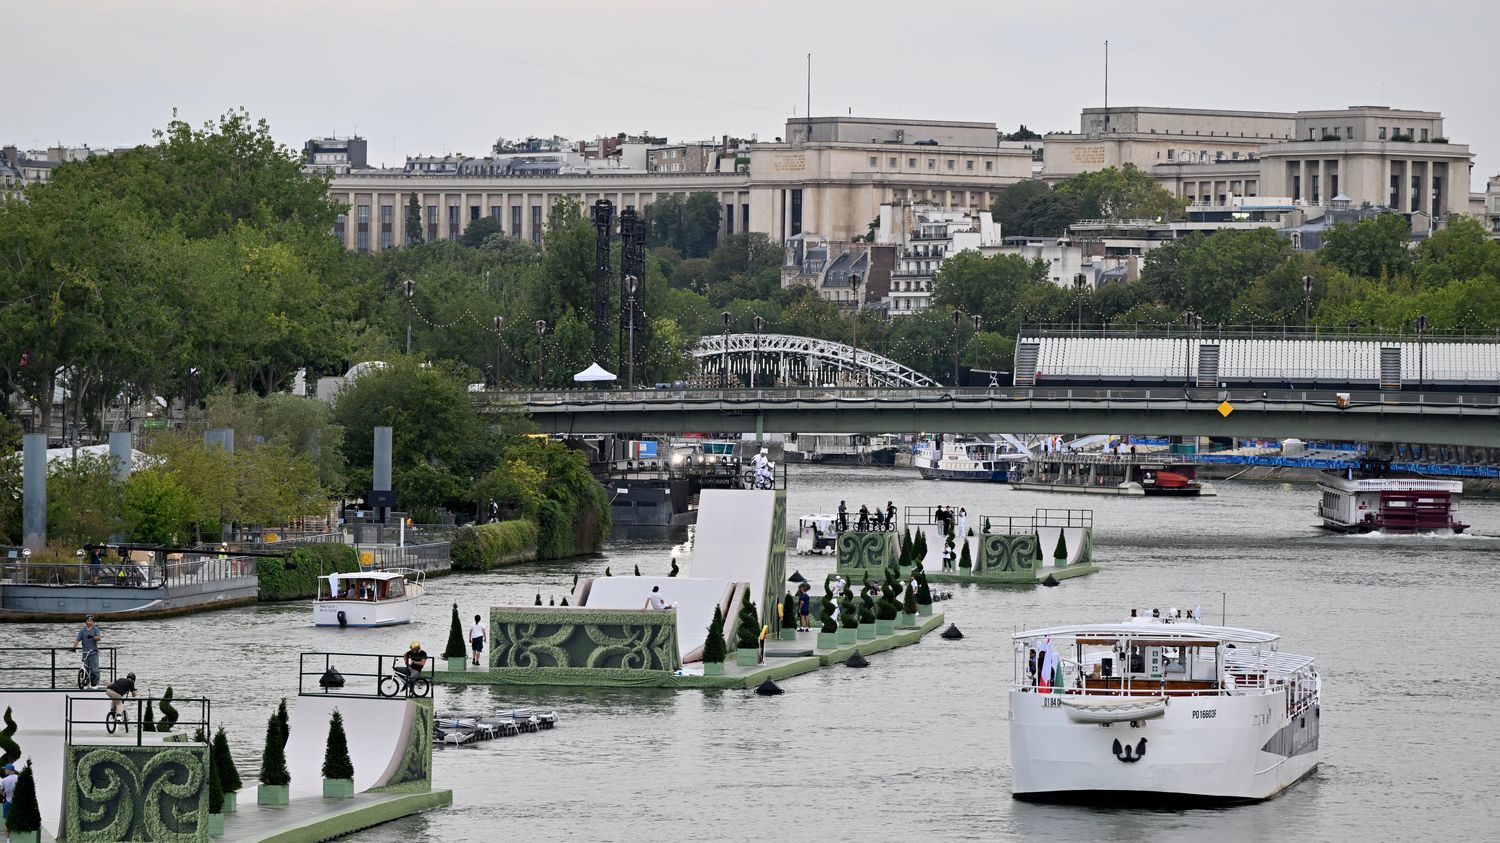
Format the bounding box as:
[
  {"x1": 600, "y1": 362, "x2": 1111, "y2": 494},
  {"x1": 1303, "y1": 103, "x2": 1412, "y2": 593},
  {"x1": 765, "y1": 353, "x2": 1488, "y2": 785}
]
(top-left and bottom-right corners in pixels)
[{"x1": 1014, "y1": 332, "x2": 1500, "y2": 391}]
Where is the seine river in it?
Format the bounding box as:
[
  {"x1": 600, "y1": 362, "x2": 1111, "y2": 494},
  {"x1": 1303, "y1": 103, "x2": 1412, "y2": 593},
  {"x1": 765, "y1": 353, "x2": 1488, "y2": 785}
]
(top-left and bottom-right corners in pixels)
[{"x1": 8, "y1": 467, "x2": 1499, "y2": 841}]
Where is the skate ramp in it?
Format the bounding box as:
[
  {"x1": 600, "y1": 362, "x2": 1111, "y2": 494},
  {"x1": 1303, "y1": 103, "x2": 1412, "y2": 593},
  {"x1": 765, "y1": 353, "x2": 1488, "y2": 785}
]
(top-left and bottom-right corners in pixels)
[
  {"x1": 287, "y1": 695, "x2": 414, "y2": 797},
  {"x1": 583, "y1": 577, "x2": 735, "y2": 662},
  {"x1": 0, "y1": 689, "x2": 136, "y2": 840},
  {"x1": 692, "y1": 489, "x2": 786, "y2": 633}
]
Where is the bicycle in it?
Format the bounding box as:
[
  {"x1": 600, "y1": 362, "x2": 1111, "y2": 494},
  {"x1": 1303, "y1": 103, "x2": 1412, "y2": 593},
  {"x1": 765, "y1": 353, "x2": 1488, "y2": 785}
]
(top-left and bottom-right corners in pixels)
[
  {"x1": 378, "y1": 659, "x2": 431, "y2": 698},
  {"x1": 105, "y1": 702, "x2": 130, "y2": 735}
]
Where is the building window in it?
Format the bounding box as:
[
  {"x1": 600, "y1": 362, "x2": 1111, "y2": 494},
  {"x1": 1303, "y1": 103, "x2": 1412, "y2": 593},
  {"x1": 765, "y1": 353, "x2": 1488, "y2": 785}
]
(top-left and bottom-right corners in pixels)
[
  {"x1": 447, "y1": 205, "x2": 460, "y2": 241},
  {"x1": 1420, "y1": 128, "x2": 1429, "y2": 142},
  {"x1": 470, "y1": 205, "x2": 480, "y2": 221},
  {"x1": 908, "y1": 157, "x2": 917, "y2": 168},
  {"x1": 426, "y1": 205, "x2": 437, "y2": 242},
  {"x1": 869, "y1": 156, "x2": 878, "y2": 167},
  {"x1": 491, "y1": 206, "x2": 502, "y2": 219},
  {"x1": 1167, "y1": 148, "x2": 1174, "y2": 159},
  {"x1": 946, "y1": 160, "x2": 955, "y2": 170},
  {"x1": 531, "y1": 206, "x2": 542, "y2": 243},
  {"x1": 985, "y1": 160, "x2": 993, "y2": 172},
  {"x1": 512, "y1": 206, "x2": 522, "y2": 237},
  {"x1": 889, "y1": 157, "x2": 897, "y2": 167},
  {"x1": 1347, "y1": 126, "x2": 1354, "y2": 140},
  {"x1": 789, "y1": 188, "x2": 803, "y2": 236},
  {"x1": 356, "y1": 204, "x2": 370, "y2": 224},
  {"x1": 927, "y1": 159, "x2": 936, "y2": 170},
  {"x1": 965, "y1": 160, "x2": 974, "y2": 171},
  {"x1": 1379, "y1": 126, "x2": 1387, "y2": 140},
  {"x1": 333, "y1": 213, "x2": 346, "y2": 242},
  {"x1": 380, "y1": 205, "x2": 393, "y2": 249},
  {"x1": 1308, "y1": 128, "x2": 1316, "y2": 140}
]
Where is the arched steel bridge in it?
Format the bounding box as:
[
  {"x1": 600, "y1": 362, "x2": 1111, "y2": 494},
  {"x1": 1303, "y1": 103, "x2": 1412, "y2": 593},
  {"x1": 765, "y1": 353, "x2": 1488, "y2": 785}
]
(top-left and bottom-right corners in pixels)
[{"x1": 692, "y1": 333, "x2": 939, "y2": 388}]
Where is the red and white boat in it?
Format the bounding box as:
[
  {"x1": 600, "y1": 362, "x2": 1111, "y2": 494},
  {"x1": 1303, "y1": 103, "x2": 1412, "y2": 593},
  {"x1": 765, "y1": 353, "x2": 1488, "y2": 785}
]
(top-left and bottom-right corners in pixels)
[{"x1": 1317, "y1": 462, "x2": 1466, "y2": 534}]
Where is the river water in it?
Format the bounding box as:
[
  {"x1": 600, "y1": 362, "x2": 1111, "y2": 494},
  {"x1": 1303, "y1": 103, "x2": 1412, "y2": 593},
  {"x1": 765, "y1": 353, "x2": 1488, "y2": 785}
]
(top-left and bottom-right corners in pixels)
[{"x1": 7, "y1": 467, "x2": 1499, "y2": 841}]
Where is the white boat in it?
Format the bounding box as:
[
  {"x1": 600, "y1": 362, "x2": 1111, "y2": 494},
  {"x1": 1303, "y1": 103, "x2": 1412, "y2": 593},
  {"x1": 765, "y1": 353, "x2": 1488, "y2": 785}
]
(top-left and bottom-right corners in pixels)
[
  {"x1": 794, "y1": 514, "x2": 838, "y2": 554},
  {"x1": 314, "y1": 569, "x2": 426, "y2": 628},
  {"x1": 914, "y1": 436, "x2": 1023, "y2": 482},
  {"x1": 1010, "y1": 609, "x2": 1320, "y2": 803},
  {"x1": 1317, "y1": 461, "x2": 1466, "y2": 533}
]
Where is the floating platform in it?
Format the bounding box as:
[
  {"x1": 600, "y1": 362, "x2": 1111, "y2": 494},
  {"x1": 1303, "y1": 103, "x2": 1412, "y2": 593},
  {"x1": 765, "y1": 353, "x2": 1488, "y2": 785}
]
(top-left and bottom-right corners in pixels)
[
  {"x1": 436, "y1": 613, "x2": 946, "y2": 690},
  {"x1": 220, "y1": 789, "x2": 453, "y2": 843}
]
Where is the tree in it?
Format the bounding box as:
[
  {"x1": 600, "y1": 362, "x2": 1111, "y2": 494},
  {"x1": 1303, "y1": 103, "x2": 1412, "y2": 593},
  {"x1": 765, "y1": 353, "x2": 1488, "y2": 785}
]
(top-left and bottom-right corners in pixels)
[
  {"x1": 647, "y1": 192, "x2": 723, "y2": 258},
  {"x1": 156, "y1": 685, "x2": 179, "y2": 733},
  {"x1": 443, "y1": 603, "x2": 467, "y2": 659},
  {"x1": 208, "y1": 749, "x2": 225, "y2": 815},
  {"x1": 735, "y1": 586, "x2": 761, "y2": 649},
  {"x1": 259, "y1": 710, "x2": 290, "y2": 786},
  {"x1": 931, "y1": 251, "x2": 1051, "y2": 331},
  {"x1": 1005, "y1": 125, "x2": 1043, "y2": 141},
  {"x1": 322, "y1": 710, "x2": 354, "y2": 781},
  {"x1": 702, "y1": 605, "x2": 727, "y2": 663},
  {"x1": 405, "y1": 194, "x2": 424, "y2": 245},
  {"x1": 959, "y1": 541, "x2": 973, "y2": 570},
  {"x1": 782, "y1": 593, "x2": 798, "y2": 630},
  {"x1": 1056, "y1": 164, "x2": 1187, "y2": 220},
  {"x1": 119, "y1": 468, "x2": 194, "y2": 545},
  {"x1": 212, "y1": 727, "x2": 243, "y2": 793},
  {"x1": 1138, "y1": 228, "x2": 1295, "y2": 325},
  {"x1": 460, "y1": 215, "x2": 504, "y2": 248},
  {"x1": 6, "y1": 760, "x2": 41, "y2": 834},
  {"x1": 990, "y1": 180, "x2": 1079, "y2": 238},
  {"x1": 0, "y1": 706, "x2": 19, "y2": 765},
  {"x1": 1320, "y1": 213, "x2": 1413, "y2": 280},
  {"x1": 274, "y1": 698, "x2": 290, "y2": 751},
  {"x1": 43, "y1": 454, "x2": 120, "y2": 547},
  {"x1": 1412, "y1": 216, "x2": 1500, "y2": 288}
]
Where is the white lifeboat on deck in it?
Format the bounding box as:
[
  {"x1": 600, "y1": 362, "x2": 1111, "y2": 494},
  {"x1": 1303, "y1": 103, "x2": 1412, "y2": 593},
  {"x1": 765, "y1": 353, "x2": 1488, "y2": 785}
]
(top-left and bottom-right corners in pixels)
[{"x1": 1059, "y1": 695, "x2": 1168, "y2": 724}]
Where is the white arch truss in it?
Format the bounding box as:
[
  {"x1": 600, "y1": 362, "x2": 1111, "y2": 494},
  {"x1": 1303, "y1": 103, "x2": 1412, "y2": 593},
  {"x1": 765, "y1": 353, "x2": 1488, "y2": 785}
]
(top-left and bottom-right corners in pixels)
[{"x1": 693, "y1": 333, "x2": 939, "y2": 388}]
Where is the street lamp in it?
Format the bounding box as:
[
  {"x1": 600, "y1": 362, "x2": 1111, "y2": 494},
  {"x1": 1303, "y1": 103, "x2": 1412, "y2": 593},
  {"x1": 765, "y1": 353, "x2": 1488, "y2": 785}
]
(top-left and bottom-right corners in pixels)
[
  {"x1": 1413, "y1": 314, "x2": 1429, "y2": 392},
  {"x1": 952, "y1": 308, "x2": 964, "y2": 386},
  {"x1": 534, "y1": 319, "x2": 547, "y2": 388},
  {"x1": 848, "y1": 274, "x2": 863, "y2": 387},
  {"x1": 971, "y1": 314, "x2": 983, "y2": 381},
  {"x1": 1301, "y1": 274, "x2": 1314, "y2": 329},
  {"x1": 403, "y1": 279, "x2": 416, "y2": 354},
  {"x1": 752, "y1": 315, "x2": 765, "y2": 389},
  {"x1": 492, "y1": 315, "x2": 505, "y2": 388},
  {"x1": 1073, "y1": 273, "x2": 1088, "y2": 331},
  {"x1": 1183, "y1": 310, "x2": 1202, "y2": 388},
  {"x1": 720, "y1": 311, "x2": 732, "y2": 388},
  {"x1": 625, "y1": 275, "x2": 639, "y2": 388}
]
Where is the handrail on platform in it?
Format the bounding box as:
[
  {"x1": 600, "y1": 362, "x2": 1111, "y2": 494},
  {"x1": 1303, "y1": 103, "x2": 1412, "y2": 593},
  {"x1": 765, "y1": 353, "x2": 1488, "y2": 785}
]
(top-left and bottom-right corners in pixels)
[
  {"x1": 298, "y1": 651, "x2": 433, "y2": 700},
  {"x1": 0, "y1": 647, "x2": 119, "y2": 690}
]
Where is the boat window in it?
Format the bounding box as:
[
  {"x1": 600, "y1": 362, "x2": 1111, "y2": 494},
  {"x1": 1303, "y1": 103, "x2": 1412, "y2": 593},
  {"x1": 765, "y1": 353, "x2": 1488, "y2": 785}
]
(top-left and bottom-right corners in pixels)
[{"x1": 389, "y1": 579, "x2": 405, "y2": 598}]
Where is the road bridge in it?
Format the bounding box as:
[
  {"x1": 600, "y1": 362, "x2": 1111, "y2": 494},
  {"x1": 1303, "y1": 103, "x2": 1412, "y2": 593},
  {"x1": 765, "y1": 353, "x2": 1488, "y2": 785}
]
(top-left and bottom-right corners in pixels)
[{"x1": 474, "y1": 386, "x2": 1500, "y2": 448}]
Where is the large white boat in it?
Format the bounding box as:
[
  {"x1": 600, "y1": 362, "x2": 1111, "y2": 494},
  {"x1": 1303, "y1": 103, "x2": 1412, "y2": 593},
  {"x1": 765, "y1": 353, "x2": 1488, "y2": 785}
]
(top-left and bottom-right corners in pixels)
[
  {"x1": 1317, "y1": 461, "x2": 1466, "y2": 533},
  {"x1": 314, "y1": 569, "x2": 426, "y2": 628},
  {"x1": 914, "y1": 436, "x2": 1023, "y2": 482},
  {"x1": 1011, "y1": 610, "x2": 1320, "y2": 803}
]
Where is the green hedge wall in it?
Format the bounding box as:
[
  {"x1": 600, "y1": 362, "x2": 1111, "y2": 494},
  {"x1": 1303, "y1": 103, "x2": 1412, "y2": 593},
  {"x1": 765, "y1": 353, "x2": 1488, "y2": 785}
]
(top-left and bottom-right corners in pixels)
[
  {"x1": 257, "y1": 545, "x2": 361, "y2": 601},
  {"x1": 450, "y1": 520, "x2": 539, "y2": 571}
]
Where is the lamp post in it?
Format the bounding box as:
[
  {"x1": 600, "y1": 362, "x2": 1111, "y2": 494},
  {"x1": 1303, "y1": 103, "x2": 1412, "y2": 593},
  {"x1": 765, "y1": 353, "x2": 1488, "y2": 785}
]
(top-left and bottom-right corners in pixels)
[
  {"x1": 1301, "y1": 274, "x2": 1314, "y2": 329},
  {"x1": 720, "y1": 311, "x2": 732, "y2": 388},
  {"x1": 535, "y1": 319, "x2": 547, "y2": 388},
  {"x1": 403, "y1": 279, "x2": 416, "y2": 354},
  {"x1": 625, "y1": 275, "x2": 639, "y2": 388},
  {"x1": 1074, "y1": 273, "x2": 1087, "y2": 331},
  {"x1": 1414, "y1": 314, "x2": 1429, "y2": 392},
  {"x1": 752, "y1": 315, "x2": 765, "y2": 389},
  {"x1": 970, "y1": 314, "x2": 983, "y2": 382},
  {"x1": 492, "y1": 315, "x2": 505, "y2": 388},
  {"x1": 952, "y1": 308, "x2": 963, "y2": 386},
  {"x1": 848, "y1": 273, "x2": 863, "y2": 387},
  {"x1": 1183, "y1": 310, "x2": 1202, "y2": 388}
]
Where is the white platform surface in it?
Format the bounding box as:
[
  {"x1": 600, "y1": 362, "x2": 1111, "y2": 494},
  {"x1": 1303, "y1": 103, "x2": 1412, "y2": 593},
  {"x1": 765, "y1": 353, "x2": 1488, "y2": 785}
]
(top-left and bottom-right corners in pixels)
[
  {"x1": 691, "y1": 489, "x2": 778, "y2": 633},
  {"x1": 583, "y1": 576, "x2": 734, "y2": 662}
]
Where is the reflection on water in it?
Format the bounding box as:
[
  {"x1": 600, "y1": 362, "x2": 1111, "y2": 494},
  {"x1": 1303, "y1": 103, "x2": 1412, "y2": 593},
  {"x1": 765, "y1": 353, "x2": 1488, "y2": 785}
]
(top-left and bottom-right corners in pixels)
[{"x1": 5, "y1": 466, "x2": 1498, "y2": 841}]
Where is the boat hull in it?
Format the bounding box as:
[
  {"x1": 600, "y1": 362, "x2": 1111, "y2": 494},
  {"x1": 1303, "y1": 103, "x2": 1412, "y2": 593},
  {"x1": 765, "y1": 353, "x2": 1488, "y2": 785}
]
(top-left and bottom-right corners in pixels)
[
  {"x1": 916, "y1": 465, "x2": 1010, "y2": 482},
  {"x1": 1010, "y1": 481, "x2": 1145, "y2": 496},
  {"x1": 313, "y1": 596, "x2": 418, "y2": 627},
  {"x1": 1009, "y1": 689, "x2": 1319, "y2": 802}
]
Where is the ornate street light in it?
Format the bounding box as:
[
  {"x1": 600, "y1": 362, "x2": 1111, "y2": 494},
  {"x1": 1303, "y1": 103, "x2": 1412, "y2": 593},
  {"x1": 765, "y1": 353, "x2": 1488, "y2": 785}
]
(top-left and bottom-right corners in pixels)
[
  {"x1": 752, "y1": 315, "x2": 765, "y2": 389},
  {"x1": 625, "y1": 275, "x2": 639, "y2": 388},
  {"x1": 848, "y1": 274, "x2": 863, "y2": 387},
  {"x1": 952, "y1": 308, "x2": 963, "y2": 386},
  {"x1": 492, "y1": 315, "x2": 505, "y2": 388},
  {"x1": 720, "y1": 311, "x2": 732, "y2": 388},
  {"x1": 1301, "y1": 274, "x2": 1314, "y2": 328},
  {"x1": 1414, "y1": 314, "x2": 1429, "y2": 391},
  {"x1": 535, "y1": 319, "x2": 547, "y2": 388},
  {"x1": 403, "y1": 279, "x2": 416, "y2": 354}
]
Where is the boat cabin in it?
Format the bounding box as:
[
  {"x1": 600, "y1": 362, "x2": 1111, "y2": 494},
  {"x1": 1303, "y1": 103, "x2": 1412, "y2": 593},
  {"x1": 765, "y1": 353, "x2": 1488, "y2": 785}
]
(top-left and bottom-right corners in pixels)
[{"x1": 318, "y1": 571, "x2": 411, "y2": 602}]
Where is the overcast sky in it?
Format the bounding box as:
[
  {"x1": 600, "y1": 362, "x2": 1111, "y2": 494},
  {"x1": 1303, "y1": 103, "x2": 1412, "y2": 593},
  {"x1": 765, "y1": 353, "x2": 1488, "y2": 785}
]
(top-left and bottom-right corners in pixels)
[{"x1": 10, "y1": 0, "x2": 1497, "y2": 190}]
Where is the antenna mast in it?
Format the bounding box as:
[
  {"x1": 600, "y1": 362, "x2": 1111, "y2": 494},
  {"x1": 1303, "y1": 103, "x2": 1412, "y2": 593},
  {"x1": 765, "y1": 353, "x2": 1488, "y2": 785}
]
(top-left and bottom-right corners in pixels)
[
  {"x1": 1103, "y1": 40, "x2": 1109, "y2": 134},
  {"x1": 806, "y1": 53, "x2": 812, "y2": 142}
]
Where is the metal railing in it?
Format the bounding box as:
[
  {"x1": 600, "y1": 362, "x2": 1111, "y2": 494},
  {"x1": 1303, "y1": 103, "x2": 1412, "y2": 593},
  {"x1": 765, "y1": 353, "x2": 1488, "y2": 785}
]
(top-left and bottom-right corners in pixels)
[
  {"x1": 0, "y1": 647, "x2": 118, "y2": 690},
  {"x1": 358, "y1": 541, "x2": 452, "y2": 572},
  {"x1": 259, "y1": 531, "x2": 346, "y2": 546},
  {"x1": 298, "y1": 652, "x2": 432, "y2": 700},
  {"x1": 0, "y1": 557, "x2": 258, "y2": 588},
  {"x1": 980, "y1": 508, "x2": 1093, "y2": 535},
  {"x1": 65, "y1": 694, "x2": 211, "y2": 747}
]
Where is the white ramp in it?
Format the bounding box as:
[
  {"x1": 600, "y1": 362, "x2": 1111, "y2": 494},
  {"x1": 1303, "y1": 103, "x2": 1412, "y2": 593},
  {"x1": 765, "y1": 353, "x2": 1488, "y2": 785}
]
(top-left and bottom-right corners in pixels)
[
  {"x1": 0, "y1": 689, "x2": 122, "y2": 840},
  {"x1": 1063, "y1": 527, "x2": 1086, "y2": 564},
  {"x1": 1036, "y1": 526, "x2": 1063, "y2": 563},
  {"x1": 287, "y1": 695, "x2": 413, "y2": 797},
  {"x1": 692, "y1": 489, "x2": 777, "y2": 625},
  {"x1": 583, "y1": 576, "x2": 734, "y2": 662}
]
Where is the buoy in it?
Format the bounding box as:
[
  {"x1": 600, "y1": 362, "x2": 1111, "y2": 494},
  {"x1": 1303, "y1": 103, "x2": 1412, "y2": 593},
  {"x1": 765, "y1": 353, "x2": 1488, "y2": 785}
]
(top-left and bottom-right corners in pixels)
[
  {"x1": 940, "y1": 624, "x2": 964, "y2": 640},
  {"x1": 336, "y1": 610, "x2": 347, "y2": 629},
  {"x1": 787, "y1": 570, "x2": 807, "y2": 583},
  {"x1": 755, "y1": 679, "x2": 784, "y2": 696},
  {"x1": 1041, "y1": 575, "x2": 1060, "y2": 587},
  {"x1": 845, "y1": 651, "x2": 870, "y2": 668}
]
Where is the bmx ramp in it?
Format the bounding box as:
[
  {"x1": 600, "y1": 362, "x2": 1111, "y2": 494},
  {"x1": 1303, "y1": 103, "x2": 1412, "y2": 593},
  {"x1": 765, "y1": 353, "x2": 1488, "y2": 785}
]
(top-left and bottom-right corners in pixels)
[
  {"x1": 693, "y1": 489, "x2": 780, "y2": 629},
  {"x1": 287, "y1": 695, "x2": 415, "y2": 797},
  {"x1": 583, "y1": 576, "x2": 734, "y2": 663},
  {"x1": 0, "y1": 688, "x2": 118, "y2": 840}
]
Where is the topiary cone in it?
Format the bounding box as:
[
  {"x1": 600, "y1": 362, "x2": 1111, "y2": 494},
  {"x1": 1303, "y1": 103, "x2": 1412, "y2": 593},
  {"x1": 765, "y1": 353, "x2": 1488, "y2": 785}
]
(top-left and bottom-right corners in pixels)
[{"x1": 322, "y1": 709, "x2": 354, "y2": 780}]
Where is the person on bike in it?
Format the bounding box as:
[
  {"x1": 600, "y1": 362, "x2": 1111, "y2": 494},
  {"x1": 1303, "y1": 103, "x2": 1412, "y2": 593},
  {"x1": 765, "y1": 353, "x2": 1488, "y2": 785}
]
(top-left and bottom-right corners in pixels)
[
  {"x1": 72, "y1": 614, "x2": 103, "y2": 687},
  {"x1": 395, "y1": 641, "x2": 427, "y2": 681},
  {"x1": 106, "y1": 672, "x2": 137, "y2": 718}
]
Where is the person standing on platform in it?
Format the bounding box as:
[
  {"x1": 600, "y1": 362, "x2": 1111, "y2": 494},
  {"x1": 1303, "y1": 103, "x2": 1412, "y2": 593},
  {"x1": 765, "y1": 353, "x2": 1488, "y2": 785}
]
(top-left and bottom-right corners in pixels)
[
  {"x1": 72, "y1": 614, "x2": 103, "y2": 687},
  {"x1": 469, "y1": 614, "x2": 487, "y2": 666},
  {"x1": 957, "y1": 507, "x2": 968, "y2": 539},
  {"x1": 797, "y1": 583, "x2": 812, "y2": 631},
  {"x1": 857, "y1": 505, "x2": 870, "y2": 532},
  {"x1": 885, "y1": 501, "x2": 897, "y2": 532},
  {"x1": 838, "y1": 501, "x2": 848, "y2": 533}
]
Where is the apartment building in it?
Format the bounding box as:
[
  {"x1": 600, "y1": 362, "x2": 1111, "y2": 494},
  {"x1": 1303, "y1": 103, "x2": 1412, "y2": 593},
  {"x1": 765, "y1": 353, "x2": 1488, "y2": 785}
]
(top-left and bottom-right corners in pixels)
[{"x1": 877, "y1": 202, "x2": 1002, "y2": 315}]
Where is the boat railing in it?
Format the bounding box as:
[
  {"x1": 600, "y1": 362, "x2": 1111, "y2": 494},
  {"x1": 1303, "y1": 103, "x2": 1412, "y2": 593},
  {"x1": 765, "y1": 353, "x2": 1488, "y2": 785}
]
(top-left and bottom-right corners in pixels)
[
  {"x1": 0, "y1": 647, "x2": 119, "y2": 690},
  {"x1": 978, "y1": 508, "x2": 1093, "y2": 534},
  {"x1": 298, "y1": 651, "x2": 432, "y2": 699},
  {"x1": 0, "y1": 555, "x2": 259, "y2": 588},
  {"x1": 65, "y1": 694, "x2": 211, "y2": 748}
]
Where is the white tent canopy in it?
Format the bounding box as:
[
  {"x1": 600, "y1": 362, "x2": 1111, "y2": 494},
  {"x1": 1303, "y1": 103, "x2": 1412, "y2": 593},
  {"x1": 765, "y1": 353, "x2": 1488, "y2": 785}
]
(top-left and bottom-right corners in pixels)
[{"x1": 572, "y1": 363, "x2": 617, "y2": 382}]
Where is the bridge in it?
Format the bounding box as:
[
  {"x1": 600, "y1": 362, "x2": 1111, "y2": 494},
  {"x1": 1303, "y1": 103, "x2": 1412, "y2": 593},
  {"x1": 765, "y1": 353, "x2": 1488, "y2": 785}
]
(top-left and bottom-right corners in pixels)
[
  {"x1": 476, "y1": 386, "x2": 1500, "y2": 448},
  {"x1": 691, "y1": 333, "x2": 939, "y2": 388}
]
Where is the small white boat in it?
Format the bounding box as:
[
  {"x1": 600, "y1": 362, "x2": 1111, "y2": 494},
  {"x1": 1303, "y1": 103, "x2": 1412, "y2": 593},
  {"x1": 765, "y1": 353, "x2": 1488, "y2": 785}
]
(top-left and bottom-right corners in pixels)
[
  {"x1": 794, "y1": 514, "x2": 838, "y2": 554},
  {"x1": 1011, "y1": 608, "x2": 1320, "y2": 803},
  {"x1": 314, "y1": 569, "x2": 426, "y2": 627}
]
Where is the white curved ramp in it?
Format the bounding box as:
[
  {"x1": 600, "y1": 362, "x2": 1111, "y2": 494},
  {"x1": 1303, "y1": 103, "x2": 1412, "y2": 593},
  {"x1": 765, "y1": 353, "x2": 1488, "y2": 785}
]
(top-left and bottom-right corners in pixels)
[
  {"x1": 0, "y1": 688, "x2": 128, "y2": 840},
  {"x1": 692, "y1": 489, "x2": 777, "y2": 617},
  {"x1": 583, "y1": 576, "x2": 734, "y2": 662},
  {"x1": 1036, "y1": 526, "x2": 1064, "y2": 564},
  {"x1": 1062, "y1": 527, "x2": 1086, "y2": 565},
  {"x1": 287, "y1": 695, "x2": 413, "y2": 797}
]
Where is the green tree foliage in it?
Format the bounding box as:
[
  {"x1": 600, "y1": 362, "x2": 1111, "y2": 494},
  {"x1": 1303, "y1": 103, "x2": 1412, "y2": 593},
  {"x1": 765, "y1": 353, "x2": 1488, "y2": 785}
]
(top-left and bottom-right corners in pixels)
[
  {"x1": 43, "y1": 454, "x2": 120, "y2": 546},
  {"x1": 820, "y1": 578, "x2": 838, "y2": 633},
  {"x1": 444, "y1": 603, "x2": 467, "y2": 659},
  {"x1": 647, "y1": 192, "x2": 723, "y2": 258},
  {"x1": 1004, "y1": 125, "x2": 1043, "y2": 141},
  {"x1": 259, "y1": 709, "x2": 290, "y2": 786},
  {"x1": 257, "y1": 545, "x2": 360, "y2": 601},
  {"x1": 213, "y1": 727, "x2": 243, "y2": 793},
  {"x1": 931, "y1": 251, "x2": 1052, "y2": 333},
  {"x1": 0, "y1": 706, "x2": 19, "y2": 765},
  {"x1": 1138, "y1": 229, "x2": 1294, "y2": 325},
  {"x1": 1411, "y1": 216, "x2": 1500, "y2": 288},
  {"x1": 119, "y1": 468, "x2": 195, "y2": 545},
  {"x1": 959, "y1": 541, "x2": 973, "y2": 569},
  {"x1": 459, "y1": 215, "x2": 504, "y2": 248},
  {"x1": 322, "y1": 709, "x2": 354, "y2": 780},
  {"x1": 470, "y1": 437, "x2": 609, "y2": 558},
  {"x1": 405, "y1": 194, "x2": 424, "y2": 245},
  {"x1": 992, "y1": 180, "x2": 1079, "y2": 238},
  {"x1": 782, "y1": 593, "x2": 798, "y2": 630},
  {"x1": 449, "y1": 520, "x2": 538, "y2": 570},
  {"x1": 1321, "y1": 213, "x2": 1413, "y2": 280},
  {"x1": 274, "y1": 698, "x2": 290, "y2": 750},
  {"x1": 156, "y1": 685, "x2": 179, "y2": 733},
  {"x1": 702, "y1": 605, "x2": 727, "y2": 663},
  {"x1": 208, "y1": 749, "x2": 224, "y2": 814},
  {"x1": 6, "y1": 760, "x2": 41, "y2": 833},
  {"x1": 1055, "y1": 164, "x2": 1188, "y2": 221},
  {"x1": 735, "y1": 586, "x2": 761, "y2": 649}
]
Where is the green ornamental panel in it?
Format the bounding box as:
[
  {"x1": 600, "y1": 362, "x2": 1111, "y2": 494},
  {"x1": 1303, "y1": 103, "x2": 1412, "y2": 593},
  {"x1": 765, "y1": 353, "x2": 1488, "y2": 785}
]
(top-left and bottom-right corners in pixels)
[
  {"x1": 766, "y1": 491, "x2": 788, "y2": 633},
  {"x1": 977, "y1": 534, "x2": 1040, "y2": 574},
  {"x1": 835, "y1": 531, "x2": 898, "y2": 574},
  {"x1": 490, "y1": 608, "x2": 680, "y2": 671},
  {"x1": 66, "y1": 744, "x2": 210, "y2": 843},
  {"x1": 375, "y1": 698, "x2": 433, "y2": 792}
]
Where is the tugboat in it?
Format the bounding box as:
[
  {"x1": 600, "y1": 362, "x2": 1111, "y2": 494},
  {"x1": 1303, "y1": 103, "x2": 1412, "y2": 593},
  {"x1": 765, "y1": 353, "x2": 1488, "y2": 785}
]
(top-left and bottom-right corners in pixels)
[
  {"x1": 914, "y1": 436, "x2": 1022, "y2": 482},
  {"x1": 1011, "y1": 608, "x2": 1320, "y2": 802},
  {"x1": 1317, "y1": 459, "x2": 1467, "y2": 533},
  {"x1": 1011, "y1": 453, "x2": 1216, "y2": 497}
]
